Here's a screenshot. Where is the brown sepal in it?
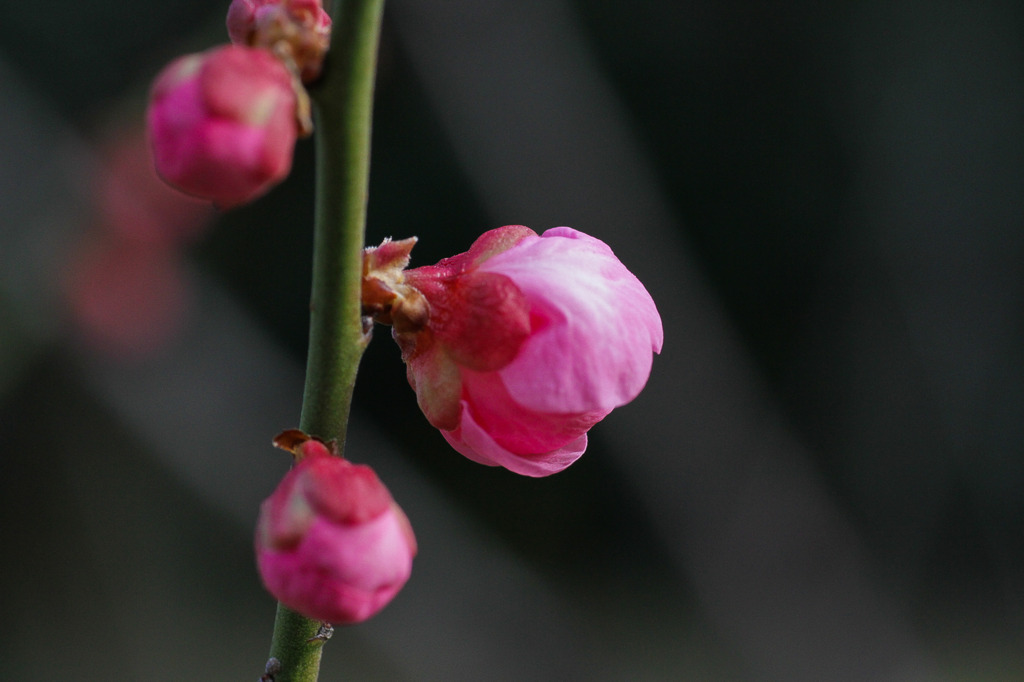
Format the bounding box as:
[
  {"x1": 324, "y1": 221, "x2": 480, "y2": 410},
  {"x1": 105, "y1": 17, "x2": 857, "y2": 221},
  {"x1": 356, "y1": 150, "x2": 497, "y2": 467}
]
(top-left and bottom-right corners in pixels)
[{"x1": 272, "y1": 429, "x2": 339, "y2": 459}]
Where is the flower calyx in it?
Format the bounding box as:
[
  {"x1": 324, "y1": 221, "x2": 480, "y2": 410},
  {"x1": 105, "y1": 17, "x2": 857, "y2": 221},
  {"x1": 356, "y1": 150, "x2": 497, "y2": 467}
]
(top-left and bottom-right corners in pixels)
[{"x1": 361, "y1": 237, "x2": 429, "y2": 335}]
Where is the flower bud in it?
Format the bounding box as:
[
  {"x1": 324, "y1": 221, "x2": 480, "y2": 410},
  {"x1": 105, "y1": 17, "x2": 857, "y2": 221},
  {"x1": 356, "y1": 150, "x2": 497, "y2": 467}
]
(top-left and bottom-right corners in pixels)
[
  {"x1": 64, "y1": 236, "x2": 187, "y2": 358},
  {"x1": 147, "y1": 45, "x2": 298, "y2": 207},
  {"x1": 365, "y1": 226, "x2": 664, "y2": 477},
  {"x1": 255, "y1": 437, "x2": 416, "y2": 624},
  {"x1": 227, "y1": 0, "x2": 332, "y2": 83}
]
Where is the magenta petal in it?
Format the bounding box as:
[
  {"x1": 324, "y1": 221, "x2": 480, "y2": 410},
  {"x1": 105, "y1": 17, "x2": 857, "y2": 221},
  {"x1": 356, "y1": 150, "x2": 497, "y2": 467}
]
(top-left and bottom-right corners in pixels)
[
  {"x1": 442, "y1": 402, "x2": 588, "y2": 477},
  {"x1": 481, "y1": 227, "x2": 663, "y2": 414},
  {"x1": 258, "y1": 513, "x2": 414, "y2": 624},
  {"x1": 466, "y1": 224, "x2": 536, "y2": 266},
  {"x1": 459, "y1": 368, "x2": 605, "y2": 453}
]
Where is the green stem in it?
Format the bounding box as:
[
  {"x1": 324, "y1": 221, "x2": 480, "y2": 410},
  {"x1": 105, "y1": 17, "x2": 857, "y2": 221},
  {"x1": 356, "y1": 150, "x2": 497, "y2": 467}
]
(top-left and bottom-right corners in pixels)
[{"x1": 266, "y1": 0, "x2": 386, "y2": 680}]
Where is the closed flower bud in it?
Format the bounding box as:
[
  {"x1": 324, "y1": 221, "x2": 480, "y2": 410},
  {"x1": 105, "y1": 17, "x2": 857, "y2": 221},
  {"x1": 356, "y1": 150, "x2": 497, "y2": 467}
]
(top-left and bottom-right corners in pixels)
[
  {"x1": 226, "y1": 0, "x2": 332, "y2": 83},
  {"x1": 147, "y1": 45, "x2": 298, "y2": 207},
  {"x1": 366, "y1": 226, "x2": 664, "y2": 477},
  {"x1": 255, "y1": 437, "x2": 416, "y2": 624}
]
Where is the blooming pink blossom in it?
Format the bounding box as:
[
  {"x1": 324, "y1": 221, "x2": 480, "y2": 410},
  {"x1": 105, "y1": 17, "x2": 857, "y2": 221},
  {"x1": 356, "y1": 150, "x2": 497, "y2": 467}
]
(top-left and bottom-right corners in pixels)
[
  {"x1": 367, "y1": 226, "x2": 663, "y2": 477},
  {"x1": 147, "y1": 45, "x2": 298, "y2": 207},
  {"x1": 255, "y1": 437, "x2": 416, "y2": 624}
]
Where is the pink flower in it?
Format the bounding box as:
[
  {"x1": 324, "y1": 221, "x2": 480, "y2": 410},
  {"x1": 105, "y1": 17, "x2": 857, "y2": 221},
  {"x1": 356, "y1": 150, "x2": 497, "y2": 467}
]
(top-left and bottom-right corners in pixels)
[
  {"x1": 147, "y1": 45, "x2": 298, "y2": 207},
  {"x1": 367, "y1": 226, "x2": 663, "y2": 477},
  {"x1": 255, "y1": 436, "x2": 416, "y2": 624},
  {"x1": 227, "y1": 0, "x2": 331, "y2": 82}
]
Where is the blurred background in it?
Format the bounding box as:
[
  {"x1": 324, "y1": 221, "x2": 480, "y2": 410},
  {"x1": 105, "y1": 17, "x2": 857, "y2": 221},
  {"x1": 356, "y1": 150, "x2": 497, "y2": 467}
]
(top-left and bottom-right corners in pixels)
[{"x1": 3, "y1": 1, "x2": 1024, "y2": 679}]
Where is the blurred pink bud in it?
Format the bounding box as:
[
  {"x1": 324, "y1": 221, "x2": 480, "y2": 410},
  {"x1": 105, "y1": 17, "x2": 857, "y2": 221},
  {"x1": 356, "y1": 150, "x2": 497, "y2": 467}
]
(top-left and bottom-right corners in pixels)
[
  {"x1": 256, "y1": 437, "x2": 416, "y2": 624},
  {"x1": 370, "y1": 226, "x2": 664, "y2": 477},
  {"x1": 95, "y1": 124, "x2": 214, "y2": 247},
  {"x1": 226, "y1": 0, "x2": 331, "y2": 82},
  {"x1": 64, "y1": 236, "x2": 188, "y2": 358},
  {"x1": 147, "y1": 45, "x2": 298, "y2": 208}
]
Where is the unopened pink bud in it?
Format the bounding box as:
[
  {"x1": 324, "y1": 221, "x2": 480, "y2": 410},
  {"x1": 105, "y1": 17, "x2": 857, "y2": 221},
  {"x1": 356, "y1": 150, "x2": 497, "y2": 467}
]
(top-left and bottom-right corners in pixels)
[
  {"x1": 376, "y1": 226, "x2": 664, "y2": 477},
  {"x1": 64, "y1": 236, "x2": 188, "y2": 358},
  {"x1": 255, "y1": 439, "x2": 416, "y2": 624},
  {"x1": 147, "y1": 45, "x2": 298, "y2": 207},
  {"x1": 226, "y1": 0, "x2": 331, "y2": 82}
]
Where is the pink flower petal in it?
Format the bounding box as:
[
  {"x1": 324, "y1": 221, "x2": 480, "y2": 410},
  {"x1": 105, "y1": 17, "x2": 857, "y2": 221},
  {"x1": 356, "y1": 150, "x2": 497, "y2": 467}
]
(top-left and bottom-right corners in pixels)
[
  {"x1": 480, "y1": 227, "x2": 663, "y2": 414},
  {"x1": 258, "y1": 513, "x2": 414, "y2": 624},
  {"x1": 460, "y1": 368, "x2": 605, "y2": 453},
  {"x1": 442, "y1": 401, "x2": 588, "y2": 477}
]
